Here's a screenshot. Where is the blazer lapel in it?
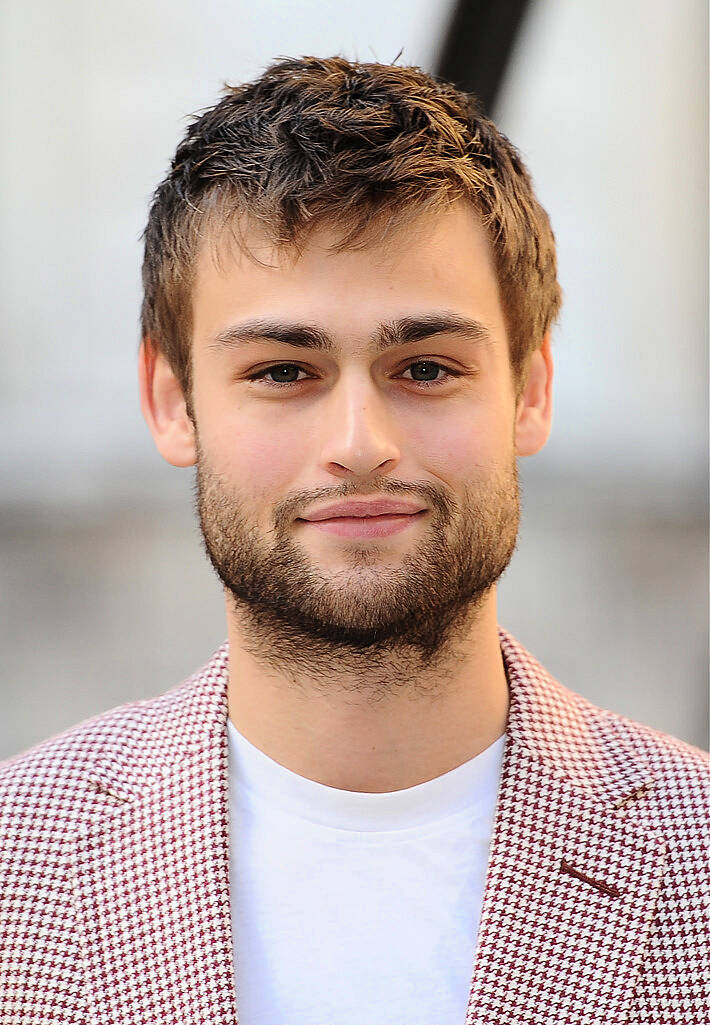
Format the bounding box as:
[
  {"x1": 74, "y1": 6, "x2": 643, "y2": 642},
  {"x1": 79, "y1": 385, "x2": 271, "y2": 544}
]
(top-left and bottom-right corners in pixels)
[
  {"x1": 71, "y1": 646, "x2": 239, "y2": 1025},
  {"x1": 464, "y1": 630, "x2": 668, "y2": 1024}
]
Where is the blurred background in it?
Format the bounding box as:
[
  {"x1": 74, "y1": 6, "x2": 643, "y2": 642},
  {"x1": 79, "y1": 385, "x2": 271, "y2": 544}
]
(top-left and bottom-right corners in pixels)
[{"x1": 0, "y1": 0, "x2": 707, "y2": 760}]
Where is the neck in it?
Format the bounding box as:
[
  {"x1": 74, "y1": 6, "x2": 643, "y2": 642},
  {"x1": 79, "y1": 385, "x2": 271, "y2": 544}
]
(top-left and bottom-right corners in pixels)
[{"x1": 225, "y1": 592, "x2": 509, "y2": 793}]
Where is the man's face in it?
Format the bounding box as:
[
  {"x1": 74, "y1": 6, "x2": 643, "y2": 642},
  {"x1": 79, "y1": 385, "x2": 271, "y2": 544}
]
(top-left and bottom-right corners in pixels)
[{"x1": 188, "y1": 202, "x2": 522, "y2": 670}]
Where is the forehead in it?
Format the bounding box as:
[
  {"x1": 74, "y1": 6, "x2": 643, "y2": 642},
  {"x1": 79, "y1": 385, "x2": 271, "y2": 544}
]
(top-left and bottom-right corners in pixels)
[
  {"x1": 198, "y1": 199, "x2": 496, "y2": 274},
  {"x1": 191, "y1": 200, "x2": 507, "y2": 354}
]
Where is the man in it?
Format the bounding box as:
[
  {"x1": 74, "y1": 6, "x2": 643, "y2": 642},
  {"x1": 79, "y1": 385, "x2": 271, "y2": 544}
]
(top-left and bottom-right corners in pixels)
[{"x1": 1, "y1": 55, "x2": 707, "y2": 1025}]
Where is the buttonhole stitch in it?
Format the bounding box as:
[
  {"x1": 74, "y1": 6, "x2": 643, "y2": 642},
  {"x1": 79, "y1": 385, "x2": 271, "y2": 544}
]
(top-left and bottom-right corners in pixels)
[{"x1": 560, "y1": 859, "x2": 622, "y2": 897}]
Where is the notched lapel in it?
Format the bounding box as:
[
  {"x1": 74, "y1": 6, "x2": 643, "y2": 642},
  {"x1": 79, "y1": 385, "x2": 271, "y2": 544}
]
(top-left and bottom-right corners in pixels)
[
  {"x1": 465, "y1": 741, "x2": 667, "y2": 1025},
  {"x1": 71, "y1": 739, "x2": 239, "y2": 1025}
]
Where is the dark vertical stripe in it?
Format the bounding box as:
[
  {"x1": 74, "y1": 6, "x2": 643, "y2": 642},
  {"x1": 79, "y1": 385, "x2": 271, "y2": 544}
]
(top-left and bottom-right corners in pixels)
[{"x1": 434, "y1": 0, "x2": 533, "y2": 114}]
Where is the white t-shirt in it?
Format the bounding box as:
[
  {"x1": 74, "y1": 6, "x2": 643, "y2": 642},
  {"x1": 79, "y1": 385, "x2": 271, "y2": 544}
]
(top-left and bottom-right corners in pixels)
[{"x1": 227, "y1": 717, "x2": 505, "y2": 1025}]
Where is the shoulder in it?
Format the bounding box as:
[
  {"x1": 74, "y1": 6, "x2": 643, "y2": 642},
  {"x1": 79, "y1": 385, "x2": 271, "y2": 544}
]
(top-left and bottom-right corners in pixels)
[
  {"x1": 0, "y1": 643, "x2": 229, "y2": 844},
  {"x1": 598, "y1": 702, "x2": 709, "y2": 833},
  {"x1": 604, "y1": 701, "x2": 708, "y2": 777},
  {"x1": 499, "y1": 626, "x2": 709, "y2": 836},
  {"x1": 567, "y1": 676, "x2": 708, "y2": 804},
  {"x1": 554, "y1": 679, "x2": 709, "y2": 861},
  {"x1": 0, "y1": 694, "x2": 161, "y2": 847},
  {"x1": 563, "y1": 671, "x2": 708, "y2": 785}
]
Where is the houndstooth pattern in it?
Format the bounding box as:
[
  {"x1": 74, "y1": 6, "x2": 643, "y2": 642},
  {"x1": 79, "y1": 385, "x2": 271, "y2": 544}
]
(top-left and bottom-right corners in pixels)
[{"x1": 0, "y1": 627, "x2": 707, "y2": 1024}]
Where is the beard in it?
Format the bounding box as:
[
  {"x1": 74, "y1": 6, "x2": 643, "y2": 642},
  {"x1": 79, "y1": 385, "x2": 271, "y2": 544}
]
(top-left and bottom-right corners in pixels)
[{"x1": 193, "y1": 435, "x2": 520, "y2": 694}]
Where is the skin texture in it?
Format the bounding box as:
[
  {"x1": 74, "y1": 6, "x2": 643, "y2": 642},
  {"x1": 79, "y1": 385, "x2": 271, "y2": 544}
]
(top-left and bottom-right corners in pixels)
[{"x1": 139, "y1": 200, "x2": 554, "y2": 792}]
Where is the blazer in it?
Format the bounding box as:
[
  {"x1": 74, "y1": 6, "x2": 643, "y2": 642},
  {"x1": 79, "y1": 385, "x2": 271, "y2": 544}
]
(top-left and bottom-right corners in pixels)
[{"x1": 1, "y1": 626, "x2": 707, "y2": 1024}]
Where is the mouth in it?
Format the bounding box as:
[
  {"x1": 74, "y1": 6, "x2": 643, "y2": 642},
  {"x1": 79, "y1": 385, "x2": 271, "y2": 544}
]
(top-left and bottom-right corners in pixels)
[{"x1": 297, "y1": 510, "x2": 426, "y2": 539}]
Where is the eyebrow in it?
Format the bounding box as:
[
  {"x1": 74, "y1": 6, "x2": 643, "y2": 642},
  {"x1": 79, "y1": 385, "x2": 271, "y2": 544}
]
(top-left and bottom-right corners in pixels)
[{"x1": 206, "y1": 312, "x2": 496, "y2": 356}]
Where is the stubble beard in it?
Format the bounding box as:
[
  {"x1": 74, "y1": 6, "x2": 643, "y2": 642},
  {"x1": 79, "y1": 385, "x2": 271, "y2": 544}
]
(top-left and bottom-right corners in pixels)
[{"x1": 193, "y1": 437, "x2": 521, "y2": 695}]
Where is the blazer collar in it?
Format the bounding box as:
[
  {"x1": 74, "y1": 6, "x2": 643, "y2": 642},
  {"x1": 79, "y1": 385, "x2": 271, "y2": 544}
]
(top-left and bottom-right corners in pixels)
[{"x1": 73, "y1": 629, "x2": 665, "y2": 1024}]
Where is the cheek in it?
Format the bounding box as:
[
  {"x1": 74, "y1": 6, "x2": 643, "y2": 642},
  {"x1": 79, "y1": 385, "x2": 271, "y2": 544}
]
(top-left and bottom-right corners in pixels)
[
  {"x1": 199, "y1": 406, "x2": 312, "y2": 493},
  {"x1": 412, "y1": 411, "x2": 502, "y2": 480},
  {"x1": 247, "y1": 431, "x2": 312, "y2": 491}
]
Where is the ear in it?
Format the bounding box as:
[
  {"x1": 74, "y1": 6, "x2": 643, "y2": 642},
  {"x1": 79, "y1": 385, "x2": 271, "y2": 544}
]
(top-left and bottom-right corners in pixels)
[
  {"x1": 138, "y1": 339, "x2": 196, "y2": 467},
  {"x1": 514, "y1": 331, "x2": 554, "y2": 457}
]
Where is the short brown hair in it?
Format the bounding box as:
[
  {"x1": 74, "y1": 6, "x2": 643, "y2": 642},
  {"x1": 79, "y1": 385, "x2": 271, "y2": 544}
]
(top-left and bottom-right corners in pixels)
[{"x1": 140, "y1": 55, "x2": 561, "y2": 408}]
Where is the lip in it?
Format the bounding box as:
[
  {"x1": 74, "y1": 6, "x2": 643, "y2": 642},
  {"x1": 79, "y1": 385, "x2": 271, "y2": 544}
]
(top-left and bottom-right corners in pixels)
[
  {"x1": 301, "y1": 511, "x2": 426, "y2": 538},
  {"x1": 301, "y1": 500, "x2": 427, "y2": 521}
]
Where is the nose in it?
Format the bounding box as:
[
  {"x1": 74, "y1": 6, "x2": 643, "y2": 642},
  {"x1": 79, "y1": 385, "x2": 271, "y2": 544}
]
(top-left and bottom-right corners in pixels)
[{"x1": 318, "y1": 373, "x2": 402, "y2": 479}]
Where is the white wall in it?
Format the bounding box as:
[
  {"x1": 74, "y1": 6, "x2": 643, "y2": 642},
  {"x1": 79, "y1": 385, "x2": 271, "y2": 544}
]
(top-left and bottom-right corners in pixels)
[{"x1": 495, "y1": 0, "x2": 708, "y2": 508}]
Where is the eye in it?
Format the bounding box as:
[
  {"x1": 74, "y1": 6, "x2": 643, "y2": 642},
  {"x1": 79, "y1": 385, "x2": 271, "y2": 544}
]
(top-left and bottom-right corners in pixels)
[
  {"x1": 248, "y1": 363, "x2": 309, "y2": 387},
  {"x1": 247, "y1": 360, "x2": 462, "y2": 390},
  {"x1": 400, "y1": 360, "x2": 461, "y2": 389}
]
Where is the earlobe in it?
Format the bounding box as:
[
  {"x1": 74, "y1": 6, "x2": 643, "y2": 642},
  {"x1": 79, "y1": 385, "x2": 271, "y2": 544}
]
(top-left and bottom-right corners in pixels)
[
  {"x1": 138, "y1": 339, "x2": 197, "y2": 467},
  {"x1": 514, "y1": 332, "x2": 554, "y2": 457}
]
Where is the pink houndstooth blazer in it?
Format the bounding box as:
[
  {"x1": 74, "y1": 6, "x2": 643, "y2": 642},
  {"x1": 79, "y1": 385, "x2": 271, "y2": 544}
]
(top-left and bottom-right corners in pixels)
[{"x1": 1, "y1": 626, "x2": 708, "y2": 1023}]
